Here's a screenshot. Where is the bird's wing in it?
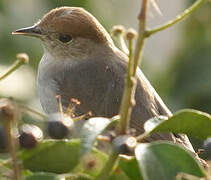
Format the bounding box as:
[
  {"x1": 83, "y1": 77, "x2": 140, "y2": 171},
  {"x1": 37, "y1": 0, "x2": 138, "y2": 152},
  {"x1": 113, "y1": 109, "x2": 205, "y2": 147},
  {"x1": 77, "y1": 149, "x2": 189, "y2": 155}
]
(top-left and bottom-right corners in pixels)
[
  {"x1": 135, "y1": 62, "x2": 194, "y2": 152},
  {"x1": 136, "y1": 67, "x2": 172, "y2": 117}
]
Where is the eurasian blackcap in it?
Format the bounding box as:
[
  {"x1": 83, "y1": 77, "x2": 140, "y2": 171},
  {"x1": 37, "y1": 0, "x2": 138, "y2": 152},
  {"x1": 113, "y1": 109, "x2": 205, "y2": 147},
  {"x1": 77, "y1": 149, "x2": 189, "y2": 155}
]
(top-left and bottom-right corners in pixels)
[{"x1": 12, "y1": 7, "x2": 194, "y2": 149}]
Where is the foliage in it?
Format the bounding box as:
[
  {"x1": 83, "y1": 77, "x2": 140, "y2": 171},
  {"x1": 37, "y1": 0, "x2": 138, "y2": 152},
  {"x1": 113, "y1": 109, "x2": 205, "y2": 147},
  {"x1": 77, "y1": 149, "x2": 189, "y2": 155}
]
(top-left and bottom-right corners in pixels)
[
  {"x1": 0, "y1": 0, "x2": 211, "y2": 180},
  {"x1": 1, "y1": 109, "x2": 210, "y2": 179}
]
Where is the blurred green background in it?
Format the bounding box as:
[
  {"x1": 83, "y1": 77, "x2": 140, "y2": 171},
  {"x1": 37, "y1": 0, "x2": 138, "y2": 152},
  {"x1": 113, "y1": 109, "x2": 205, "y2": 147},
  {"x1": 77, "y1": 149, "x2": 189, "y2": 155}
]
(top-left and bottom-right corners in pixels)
[
  {"x1": 155, "y1": 1, "x2": 211, "y2": 115},
  {"x1": 0, "y1": 1, "x2": 210, "y2": 116}
]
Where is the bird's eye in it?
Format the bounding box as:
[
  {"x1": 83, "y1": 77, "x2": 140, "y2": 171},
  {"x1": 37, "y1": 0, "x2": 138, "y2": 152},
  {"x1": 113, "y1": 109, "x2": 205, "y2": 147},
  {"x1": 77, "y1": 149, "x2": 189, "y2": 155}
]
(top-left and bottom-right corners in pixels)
[{"x1": 59, "y1": 34, "x2": 72, "y2": 43}]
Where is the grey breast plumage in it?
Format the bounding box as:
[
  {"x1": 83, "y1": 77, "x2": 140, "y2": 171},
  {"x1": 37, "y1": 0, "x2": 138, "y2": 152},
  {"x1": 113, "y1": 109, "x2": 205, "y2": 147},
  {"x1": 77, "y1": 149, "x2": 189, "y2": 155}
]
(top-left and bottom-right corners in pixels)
[{"x1": 38, "y1": 48, "x2": 175, "y2": 141}]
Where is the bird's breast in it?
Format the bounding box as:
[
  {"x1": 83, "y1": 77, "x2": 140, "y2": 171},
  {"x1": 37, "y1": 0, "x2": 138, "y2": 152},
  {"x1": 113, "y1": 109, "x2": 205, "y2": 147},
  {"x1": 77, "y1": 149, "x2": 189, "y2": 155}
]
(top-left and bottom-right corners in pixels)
[
  {"x1": 37, "y1": 56, "x2": 59, "y2": 113},
  {"x1": 37, "y1": 54, "x2": 78, "y2": 114}
]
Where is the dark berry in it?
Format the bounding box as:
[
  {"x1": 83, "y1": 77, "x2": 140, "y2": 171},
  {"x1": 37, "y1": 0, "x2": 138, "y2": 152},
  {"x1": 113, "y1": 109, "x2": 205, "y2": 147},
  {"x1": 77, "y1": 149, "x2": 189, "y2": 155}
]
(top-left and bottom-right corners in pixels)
[
  {"x1": 19, "y1": 124, "x2": 43, "y2": 149},
  {"x1": 47, "y1": 113, "x2": 73, "y2": 139},
  {"x1": 112, "y1": 135, "x2": 137, "y2": 155}
]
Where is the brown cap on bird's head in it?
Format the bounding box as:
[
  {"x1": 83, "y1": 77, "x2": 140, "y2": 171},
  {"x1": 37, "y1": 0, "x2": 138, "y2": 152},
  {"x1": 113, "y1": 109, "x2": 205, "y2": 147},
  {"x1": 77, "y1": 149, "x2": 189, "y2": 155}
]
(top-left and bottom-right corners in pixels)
[{"x1": 13, "y1": 7, "x2": 113, "y2": 44}]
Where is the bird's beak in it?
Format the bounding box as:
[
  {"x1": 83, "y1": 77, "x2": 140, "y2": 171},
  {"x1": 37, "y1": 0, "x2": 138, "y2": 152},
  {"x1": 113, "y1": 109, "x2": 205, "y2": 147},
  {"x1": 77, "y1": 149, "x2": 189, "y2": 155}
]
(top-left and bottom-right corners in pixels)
[{"x1": 12, "y1": 25, "x2": 42, "y2": 38}]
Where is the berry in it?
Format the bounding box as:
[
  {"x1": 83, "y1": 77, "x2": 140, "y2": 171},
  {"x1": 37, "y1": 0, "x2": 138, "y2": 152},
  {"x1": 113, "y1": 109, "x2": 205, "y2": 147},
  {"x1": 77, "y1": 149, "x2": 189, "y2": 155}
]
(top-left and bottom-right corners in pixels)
[
  {"x1": 19, "y1": 124, "x2": 43, "y2": 149},
  {"x1": 110, "y1": 25, "x2": 125, "y2": 36},
  {"x1": 112, "y1": 135, "x2": 137, "y2": 155},
  {"x1": 47, "y1": 113, "x2": 73, "y2": 139},
  {"x1": 125, "y1": 28, "x2": 137, "y2": 40}
]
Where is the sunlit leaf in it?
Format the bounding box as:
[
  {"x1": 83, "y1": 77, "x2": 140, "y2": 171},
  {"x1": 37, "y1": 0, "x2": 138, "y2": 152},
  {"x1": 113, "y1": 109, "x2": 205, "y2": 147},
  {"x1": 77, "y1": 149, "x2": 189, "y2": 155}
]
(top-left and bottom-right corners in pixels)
[
  {"x1": 144, "y1": 115, "x2": 168, "y2": 132},
  {"x1": 145, "y1": 109, "x2": 211, "y2": 140},
  {"x1": 73, "y1": 147, "x2": 107, "y2": 177},
  {"x1": 118, "y1": 156, "x2": 143, "y2": 180},
  {"x1": 135, "y1": 141, "x2": 205, "y2": 180},
  {"x1": 20, "y1": 139, "x2": 109, "y2": 176},
  {"x1": 81, "y1": 116, "x2": 119, "y2": 154},
  {"x1": 20, "y1": 139, "x2": 81, "y2": 173}
]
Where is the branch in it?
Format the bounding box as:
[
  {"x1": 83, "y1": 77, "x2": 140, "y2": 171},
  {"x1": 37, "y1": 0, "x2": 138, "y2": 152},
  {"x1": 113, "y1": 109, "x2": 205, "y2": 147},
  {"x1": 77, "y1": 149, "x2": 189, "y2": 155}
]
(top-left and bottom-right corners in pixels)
[
  {"x1": 133, "y1": 0, "x2": 148, "y2": 70},
  {"x1": 1, "y1": 99, "x2": 21, "y2": 180},
  {"x1": 146, "y1": 0, "x2": 207, "y2": 37},
  {"x1": 110, "y1": 25, "x2": 129, "y2": 55},
  {"x1": 0, "y1": 53, "x2": 28, "y2": 81},
  {"x1": 116, "y1": 0, "x2": 148, "y2": 135}
]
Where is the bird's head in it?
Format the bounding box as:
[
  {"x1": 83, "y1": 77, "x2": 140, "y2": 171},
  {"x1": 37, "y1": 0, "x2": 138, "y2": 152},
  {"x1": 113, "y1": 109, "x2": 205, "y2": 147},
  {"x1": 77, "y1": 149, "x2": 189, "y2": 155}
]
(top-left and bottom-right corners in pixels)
[{"x1": 13, "y1": 7, "x2": 114, "y2": 60}]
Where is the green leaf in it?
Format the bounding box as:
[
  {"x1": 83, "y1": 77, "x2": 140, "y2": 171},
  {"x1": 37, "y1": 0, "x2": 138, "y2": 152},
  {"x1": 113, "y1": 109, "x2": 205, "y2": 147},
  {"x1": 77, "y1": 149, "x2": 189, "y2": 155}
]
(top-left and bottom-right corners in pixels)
[
  {"x1": 144, "y1": 116, "x2": 168, "y2": 132},
  {"x1": 26, "y1": 172, "x2": 60, "y2": 180},
  {"x1": 73, "y1": 147, "x2": 107, "y2": 177},
  {"x1": 118, "y1": 156, "x2": 143, "y2": 180},
  {"x1": 145, "y1": 109, "x2": 211, "y2": 140},
  {"x1": 135, "y1": 141, "x2": 205, "y2": 180},
  {"x1": 20, "y1": 139, "x2": 81, "y2": 173},
  {"x1": 109, "y1": 168, "x2": 130, "y2": 180},
  {"x1": 20, "y1": 139, "x2": 109, "y2": 176},
  {"x1": 74, "y1": 146, "x2": 129, "y2": 180},
  {"x1": 81, "y1": 116, "x2": 118, "y2": 154},
  {"x1": 62, "y1": 173, "x2": 93, "y2": 180}
]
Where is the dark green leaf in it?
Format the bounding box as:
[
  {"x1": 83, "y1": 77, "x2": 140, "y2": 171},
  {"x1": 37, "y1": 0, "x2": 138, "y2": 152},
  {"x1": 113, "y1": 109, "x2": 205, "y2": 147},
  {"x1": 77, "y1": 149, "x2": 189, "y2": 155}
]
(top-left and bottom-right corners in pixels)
[
  {"x1": 20, "y1": 139, "x2": 109, "y2": 175},
  {"x1": 81, "y1": 116, "x2": 118, "y2": 154},
  {"x1": 118, "y1": 156, "x2": 143, "y2": 180},
  {"x1": 135, "y1": 141, "x2": 205, "y2": 180},
  {"x1": 26, "y1": 172, "x2": 60, "y2": 180},
  {"x1": 145, "y1": 109, "x2": 211, "y2": 140},
  {"x1": 20, "y1": 139, "x2": 81, "y2": 173}
]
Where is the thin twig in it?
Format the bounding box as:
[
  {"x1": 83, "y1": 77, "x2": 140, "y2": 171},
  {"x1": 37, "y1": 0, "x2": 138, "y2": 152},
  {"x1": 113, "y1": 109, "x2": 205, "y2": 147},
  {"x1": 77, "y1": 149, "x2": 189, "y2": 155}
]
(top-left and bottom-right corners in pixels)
[
  {"x1": 110, "y1": 25, "x2": 129, "y2": 54},
  {"x1": 56, "y1": 95, "x2": 64, "y2": 115},
  {"x1": 117, "y1": 33, "x2": 136, "y2": 134},
  {"x1": 0, "y1": 53, "x2": 28, "y2": 81},
  {"x1": 133, "y1": 0, "x2": 148, "y2": 70},
  {"x1": 146, "y1": 0, "x2": 207, "y2": 37},
  {"x1": 117, "y1": 0, "x2": 148, "y2": 134},
  {"x1": 1, "y1": 101, "x2": 21, "y2": 180},
  {"x1": 119, "y1": 35, "x2": 129, "y2": 55},
  {"x1": 4, "y1": 122, "x2": 20, "y2": 180},
  {"x1": 136, "y1": 132, "x2": 150, "y2": 142}
]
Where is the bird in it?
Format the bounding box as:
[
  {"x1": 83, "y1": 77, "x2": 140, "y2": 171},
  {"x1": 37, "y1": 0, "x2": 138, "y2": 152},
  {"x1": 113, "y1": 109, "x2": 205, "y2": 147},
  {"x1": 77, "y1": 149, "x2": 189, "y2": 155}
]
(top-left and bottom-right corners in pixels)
[{"x1": 12, "y1": 6, "x2": 194, "y2": 150}]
